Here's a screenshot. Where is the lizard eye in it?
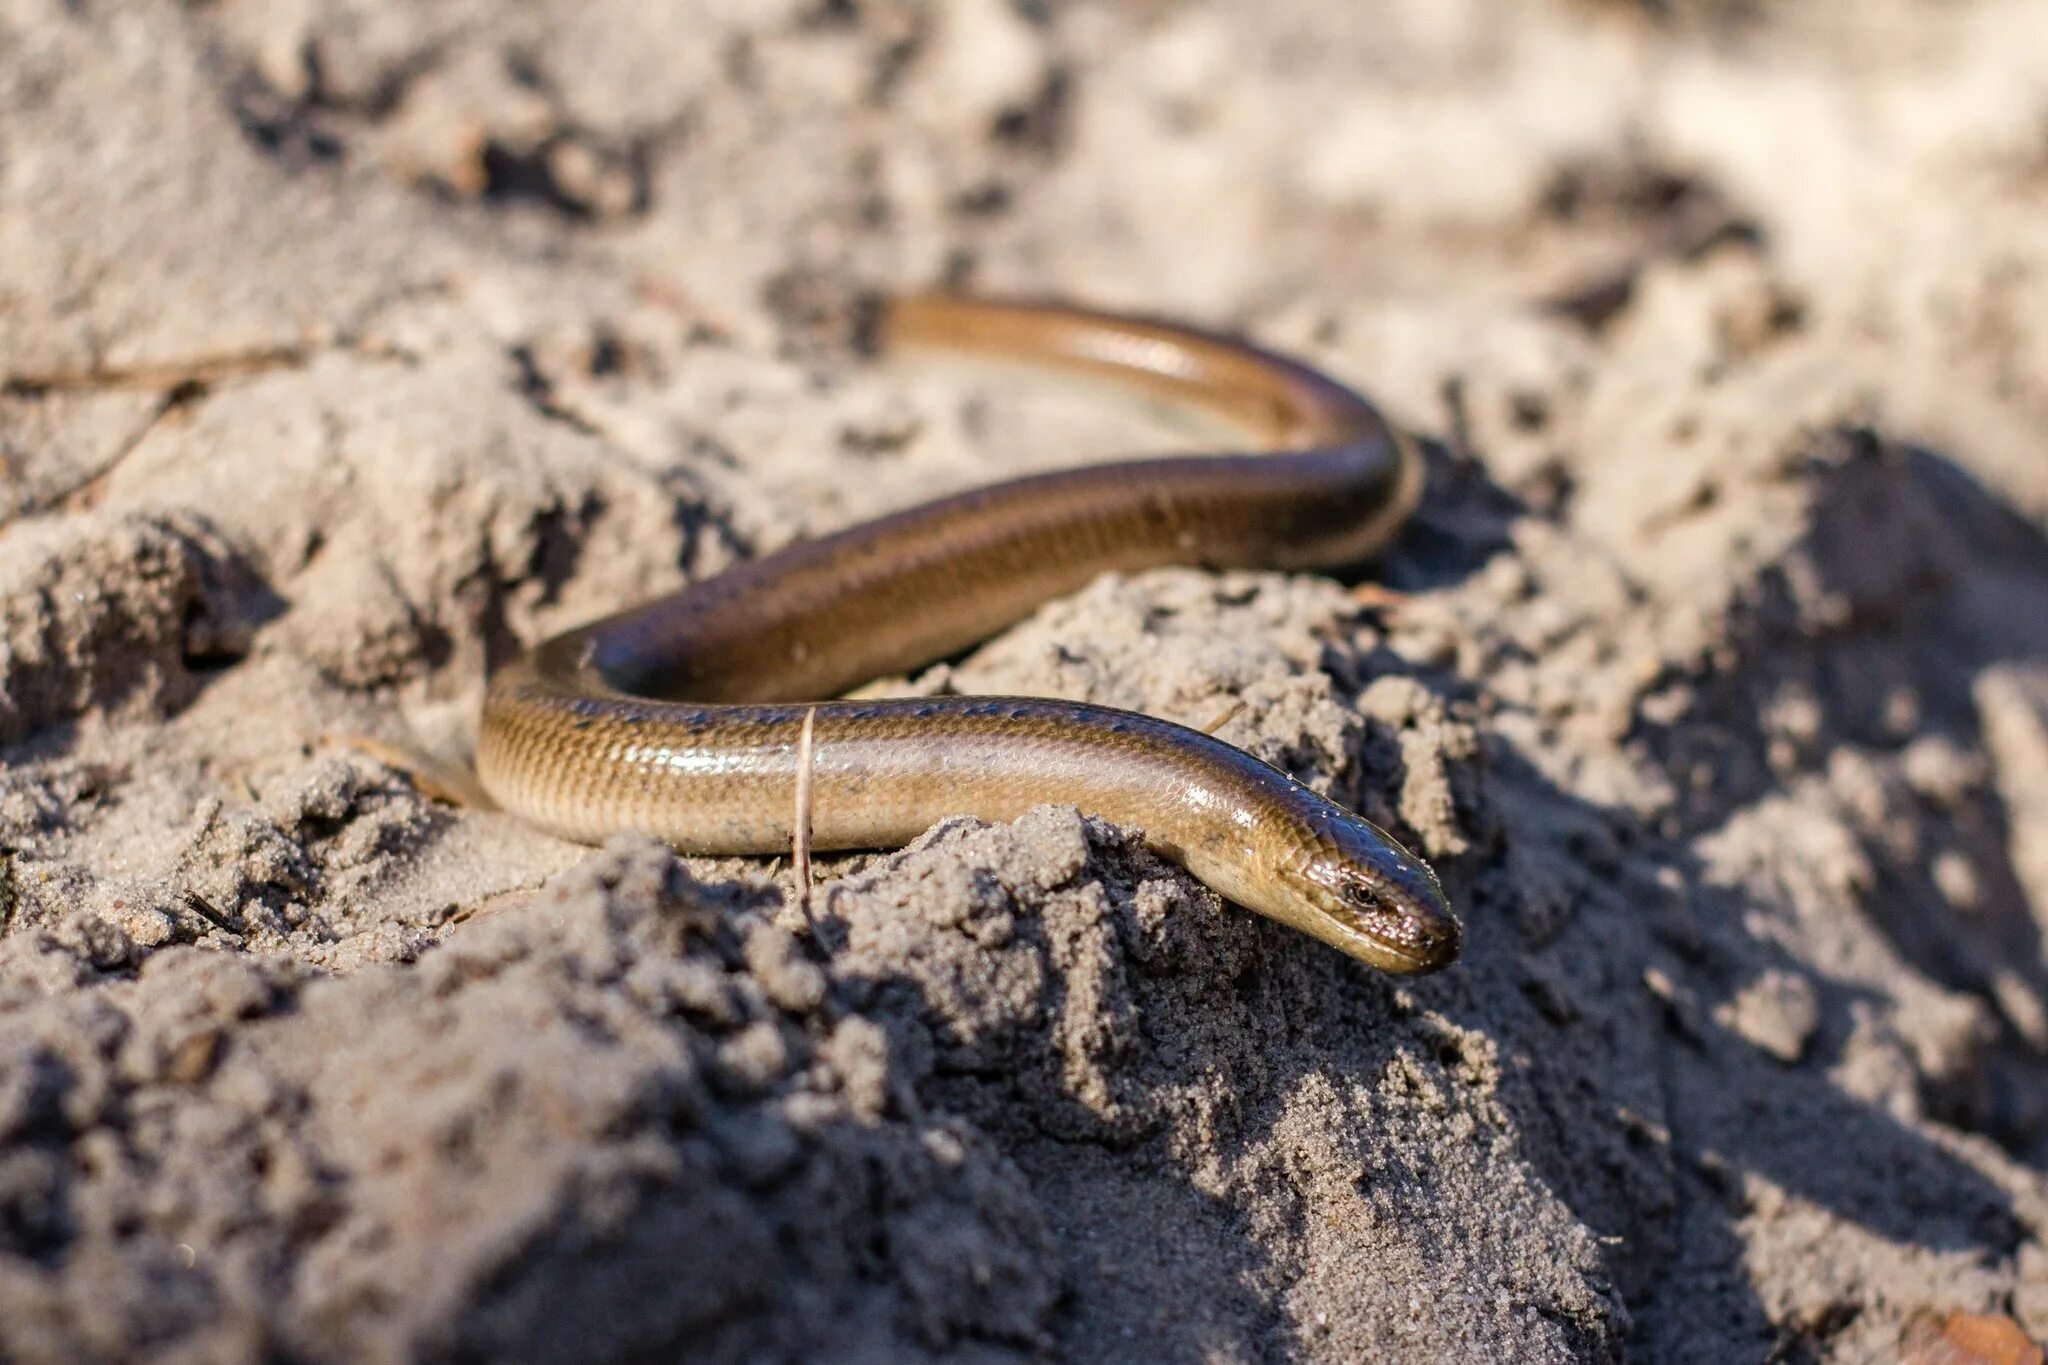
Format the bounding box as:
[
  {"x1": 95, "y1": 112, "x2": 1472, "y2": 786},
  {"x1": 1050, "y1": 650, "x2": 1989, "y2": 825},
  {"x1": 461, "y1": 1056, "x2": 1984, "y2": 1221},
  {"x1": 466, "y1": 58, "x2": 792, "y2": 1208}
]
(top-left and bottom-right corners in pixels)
[{"x1": 1342, "y1": 880, "x2": 1382, "y2": 912}]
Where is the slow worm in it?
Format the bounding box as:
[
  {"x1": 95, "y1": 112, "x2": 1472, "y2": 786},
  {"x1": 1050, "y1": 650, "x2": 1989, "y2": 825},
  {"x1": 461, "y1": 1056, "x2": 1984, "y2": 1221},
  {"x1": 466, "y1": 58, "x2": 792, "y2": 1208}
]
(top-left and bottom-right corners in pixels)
[{"x1": 477, "y1": 297, "x2": 1461, "y2": 973}]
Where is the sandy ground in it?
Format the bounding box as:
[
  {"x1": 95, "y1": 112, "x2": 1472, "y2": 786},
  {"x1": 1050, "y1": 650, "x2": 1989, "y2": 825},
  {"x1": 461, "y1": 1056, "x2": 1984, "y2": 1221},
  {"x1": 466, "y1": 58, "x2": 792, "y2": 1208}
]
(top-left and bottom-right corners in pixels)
[{"x1": 3, "y1": 1, "x2": 2048, "y2": 1360}]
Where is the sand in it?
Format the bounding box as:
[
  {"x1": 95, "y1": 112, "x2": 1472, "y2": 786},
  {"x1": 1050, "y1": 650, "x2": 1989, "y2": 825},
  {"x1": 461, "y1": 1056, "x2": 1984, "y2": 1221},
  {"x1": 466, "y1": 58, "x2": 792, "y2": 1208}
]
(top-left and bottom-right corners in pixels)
[{"x1": 3, "y1": 0, "x2": 2047, "y2": 1360}]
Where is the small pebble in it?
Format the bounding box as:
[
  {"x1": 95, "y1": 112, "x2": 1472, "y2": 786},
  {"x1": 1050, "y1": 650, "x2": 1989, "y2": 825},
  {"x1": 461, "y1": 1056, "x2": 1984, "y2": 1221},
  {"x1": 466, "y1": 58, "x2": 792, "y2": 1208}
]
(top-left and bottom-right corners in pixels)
[{"x1": 1719, "y1": 970, "x2": 1820, "y2": 1065}]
